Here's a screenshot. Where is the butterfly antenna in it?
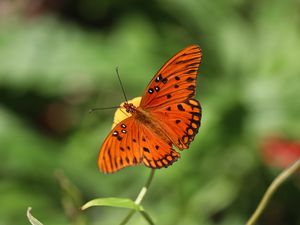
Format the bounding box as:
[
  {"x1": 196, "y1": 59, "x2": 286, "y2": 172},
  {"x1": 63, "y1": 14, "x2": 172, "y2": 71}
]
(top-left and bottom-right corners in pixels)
[
  {"x1": 116, "y1": 67, "x2": 128, "y2": 102},
  {"x1": 89, "y1": 106, "x2": 120, "y2": 114}
]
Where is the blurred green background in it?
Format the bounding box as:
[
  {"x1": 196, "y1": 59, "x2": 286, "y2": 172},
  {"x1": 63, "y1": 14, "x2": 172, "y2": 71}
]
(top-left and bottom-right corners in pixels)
[{"x1": 1, "y1": 0, "x2": 300, "y2": 225}]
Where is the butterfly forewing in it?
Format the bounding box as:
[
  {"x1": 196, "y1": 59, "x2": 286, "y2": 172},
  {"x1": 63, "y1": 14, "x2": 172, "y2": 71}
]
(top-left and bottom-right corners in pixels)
[
  {"x1": 98, "y1": 117, "x2": 143, "y2": 173},
  {"x1": 140, "y1": 45, "x2": 201, "y2": 108}
]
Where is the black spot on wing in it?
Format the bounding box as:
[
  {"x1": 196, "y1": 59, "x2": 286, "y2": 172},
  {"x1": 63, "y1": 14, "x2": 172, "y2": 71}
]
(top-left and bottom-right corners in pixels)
[
  {"x1": 177, "y1": 104, "x2": 185, "y2": 111},
  {"x1": 175, "y1": 57, "x2": 199, "y2": 65},
  {"x1": 186, "y1": 77, "x2": 194, "y2": 82},
  {"x1": 155, "y1": 74, "x2": 162, "y2": 82},
  {"x1": 162, "y1": 77, "x2": 168, "y2": 84},
  {"x1": 148, "y1": 88, "x2": 154, "y2": 94},
  {"x1": 117, "y1": 136, "x2": 122, "y2": 141},
  {"x1": 143, "y1": 147, "x2": 150, "y2": 153},
  {"x1": 187, "y1": 85, "x2": 195, "y2": 90}
]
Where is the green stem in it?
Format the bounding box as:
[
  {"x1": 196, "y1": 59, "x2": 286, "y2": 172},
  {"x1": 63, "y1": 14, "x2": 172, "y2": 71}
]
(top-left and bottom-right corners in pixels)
[
  {"x1": 119, "y1": 169, "x2": 156, "y2": 225},
  {"x1": 246, "y1": 158, "x2": 300, "y2": 225},
  {"x1": 119, "y1": 211, "x2": 135, "y2": 225},
  {"x1": 139, "y1": 211, "x2": 155, "y2": 225}
]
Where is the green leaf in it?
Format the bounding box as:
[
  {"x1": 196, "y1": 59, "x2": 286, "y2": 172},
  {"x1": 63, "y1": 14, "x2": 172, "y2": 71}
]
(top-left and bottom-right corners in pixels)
[
  {"x1": 81, "y1": 197, "x2": 144, "y2": 211},
  {"x1": 26, "y1": 207, "x2": 44, "y2": 225}
]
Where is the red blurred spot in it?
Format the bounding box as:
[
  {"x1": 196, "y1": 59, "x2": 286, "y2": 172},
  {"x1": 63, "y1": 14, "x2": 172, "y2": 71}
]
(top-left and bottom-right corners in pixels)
[
  {"x1": 25, "y1": 0, "x2": 63, "y2": 17},
  {"x1": 262, "y1": 137, "x2": 300, "y2": 169}
]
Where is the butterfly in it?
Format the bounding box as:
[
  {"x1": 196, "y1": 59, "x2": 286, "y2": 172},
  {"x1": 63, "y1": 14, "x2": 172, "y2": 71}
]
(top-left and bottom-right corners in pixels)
[{"x1": 98, "y1": 45, "x2": 202, "y2": 173}]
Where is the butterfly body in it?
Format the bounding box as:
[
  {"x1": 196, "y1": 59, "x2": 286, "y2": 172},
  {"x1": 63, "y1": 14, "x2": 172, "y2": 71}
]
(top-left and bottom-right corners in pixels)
[
  {"x1": 123, "y1": 102, "x2": 136, "y2": 113},
  {"x1": 98, "y1": 45, "x2": 202, "y2": 173},
  {"x1": 122, "y1": 102, "x2": 173, "y2": 145}
]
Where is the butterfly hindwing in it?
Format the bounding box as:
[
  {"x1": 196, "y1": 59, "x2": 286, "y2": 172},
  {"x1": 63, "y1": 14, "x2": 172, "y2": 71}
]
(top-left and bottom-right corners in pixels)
[
  {"x1": 138, "y1": 124, "x2": 180, "y2": 169},
  {"x1": 140, "y1": 45, "x2": 201, "y2": 109},
  {"x1": 149, "y1": 98, "x2": 202, "y2": 150},
  {"x1": 99, "y1": 116, "x2": 181, "y2": 173}
]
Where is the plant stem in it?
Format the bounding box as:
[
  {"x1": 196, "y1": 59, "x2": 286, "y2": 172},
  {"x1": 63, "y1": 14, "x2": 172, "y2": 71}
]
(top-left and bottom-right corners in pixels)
[
  {"x1": 135, "y1": 169, "x2": 155, "y2": 205},
  {"x1": 139, "y1": 211, "x2": 155, "y2": 225},
  {"x1": 119, "y1": 169, "x2": 156, "y2": 225},
  {"x1": 246, "y1": 158, "x2": 300, "y2": 225},
  {"x1": 119, "y1": 211, "x2": 135, "y2": 225}
]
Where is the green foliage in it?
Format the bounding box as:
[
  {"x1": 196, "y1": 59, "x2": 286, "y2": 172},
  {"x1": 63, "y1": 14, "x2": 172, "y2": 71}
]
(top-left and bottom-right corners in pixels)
[
  {"x1": 81, "y1": 198, "x2": 144, "y2": 211},
  {"x1": 1, "y1": 0, "x2": 300, "y2": 225}
]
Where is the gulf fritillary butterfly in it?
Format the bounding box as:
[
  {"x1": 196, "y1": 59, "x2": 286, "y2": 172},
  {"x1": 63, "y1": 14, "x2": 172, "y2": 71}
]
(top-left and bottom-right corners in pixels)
[{"x1": 98, "y1": 45, "x2": 202, "y2": 173}]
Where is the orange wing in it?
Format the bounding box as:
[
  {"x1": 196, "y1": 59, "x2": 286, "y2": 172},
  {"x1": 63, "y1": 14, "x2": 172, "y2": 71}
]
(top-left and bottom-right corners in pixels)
[
  {"x1": 98, "y1": 116, "x2": 180, "y2": 173},
  {"x1": 149, "y1": 98, "x2": 202, "y2": 150},
  {"x1": 98, "y1": 117, "x2": 142, "y2": 173},
  {"x1": 138, "y1": 123, "x2": 180, "y2": 169},
  {"x1": 139, "y1": 45, "x2": 202, "y2": 150},
  {"x1": 140, "y1": 45, "x2": 201, "y2": 109}
]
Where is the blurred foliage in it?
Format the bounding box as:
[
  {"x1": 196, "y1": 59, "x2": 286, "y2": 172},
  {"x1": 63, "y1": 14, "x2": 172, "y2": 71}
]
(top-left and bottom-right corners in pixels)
[{"x1": 0, "y1": 0, "x2": 300, "y2": 225}]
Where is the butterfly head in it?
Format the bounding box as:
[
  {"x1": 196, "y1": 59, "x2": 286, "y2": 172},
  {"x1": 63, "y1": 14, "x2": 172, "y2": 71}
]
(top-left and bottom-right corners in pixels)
[{"x1": 123, "y1": 102, "x2": 136, "y2": 114}]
